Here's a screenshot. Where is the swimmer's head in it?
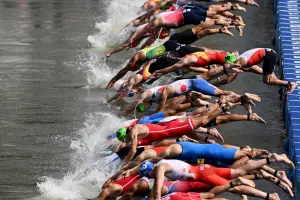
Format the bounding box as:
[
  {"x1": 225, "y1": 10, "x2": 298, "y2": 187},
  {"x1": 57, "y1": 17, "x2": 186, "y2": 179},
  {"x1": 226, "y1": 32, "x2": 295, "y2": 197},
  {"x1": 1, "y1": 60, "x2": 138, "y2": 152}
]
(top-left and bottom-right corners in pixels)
[
  {"x1": 116, "y1": 127, "x2": 128, "y2": 142},
  {"x1": 137, "y1": 103, "x2": 145, "y2": 112},
  {"x1": 224, "y1": 53, "x2": 237, "y2": 63},
  {"x1": 128, "y1": 90, "x2": 136, "y2": 97},
  {"x1": 140, "y1": 161, "x2": 155, "y2": 175}
]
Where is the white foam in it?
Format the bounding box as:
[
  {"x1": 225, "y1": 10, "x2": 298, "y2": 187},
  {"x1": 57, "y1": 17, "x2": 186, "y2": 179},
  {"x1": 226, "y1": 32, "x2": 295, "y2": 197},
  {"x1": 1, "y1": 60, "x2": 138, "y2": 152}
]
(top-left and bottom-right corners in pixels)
[
  {"x1": 79, "y1": 0, "x2": 143, "y2": 88},
  {"x1": 37, "y1": 112, "x2": 126, "y2": 199}
]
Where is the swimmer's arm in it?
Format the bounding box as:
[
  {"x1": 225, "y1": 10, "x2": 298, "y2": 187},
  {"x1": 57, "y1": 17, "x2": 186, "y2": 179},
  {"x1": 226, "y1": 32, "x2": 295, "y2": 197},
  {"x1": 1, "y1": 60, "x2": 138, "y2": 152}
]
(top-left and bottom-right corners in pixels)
[
  {"x1": 153, "y1": 164, "x2": 170, "y2": 200},
  {"x1": 140, "y1": 35, "x2": 157, "y2": 49},
  {"x1": 242, "y1": 65, "x2": 263, "y2": 74},
  {"x1": 212, "y1": 73, "x2": 238, "y2": 87},
  {"x1": 123, "y1": 129, "x2": 138, "y2": 165},
  {"x1": 189, "y1": 66, "x2": 208, "y2": 73},
  {"x1": 106, "y1": 68, "x2": 130, "y2": 89},
  {"x1": 156, "y1": 88, "x2": 168, "y2": 112}
]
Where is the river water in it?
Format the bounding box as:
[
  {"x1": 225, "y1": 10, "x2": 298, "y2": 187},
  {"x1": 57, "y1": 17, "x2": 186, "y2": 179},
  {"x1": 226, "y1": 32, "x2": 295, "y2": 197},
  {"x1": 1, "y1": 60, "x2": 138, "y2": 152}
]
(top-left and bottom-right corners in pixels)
[{"x1": 0, "y1": 0, "x2": 291, "y2": 199}]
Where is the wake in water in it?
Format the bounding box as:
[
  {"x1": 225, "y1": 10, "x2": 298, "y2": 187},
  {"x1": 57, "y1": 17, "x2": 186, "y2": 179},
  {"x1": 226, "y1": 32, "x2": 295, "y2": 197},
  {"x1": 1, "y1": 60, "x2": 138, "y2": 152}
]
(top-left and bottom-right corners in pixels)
[
  {"x1": 80, "y1": 0, "x2": 143, "y2": 88},
  {"x1": 37, "y1": 112, "x2": 125, "y2": 200}
]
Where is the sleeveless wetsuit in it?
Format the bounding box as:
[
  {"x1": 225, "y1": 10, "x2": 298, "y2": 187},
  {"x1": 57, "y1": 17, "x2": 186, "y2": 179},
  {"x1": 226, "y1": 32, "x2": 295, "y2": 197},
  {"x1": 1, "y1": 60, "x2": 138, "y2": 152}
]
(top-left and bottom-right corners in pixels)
[
  {"x1": 157, "y1": 159, "x2": 231, "y2": 186},
  {"x1": 238, "y1": 48, "x2": 276, "y2": 75},
  {"x1": 137, "y1": 119, "x2": 195, "y2": 145},
  {"x1": 112, "y1": 174, "x2": 143, "y2": 196},
  {"x1": 169, "y1": 29, "x2": 197, "y2": 44},
  {"x1": 140, "y1": 44, "x2": 167, "y2": 61},
  {"x1": 190, "y1": 51, "x2": 229, "y2": 67},
  {"x1": 163, "y1": 180, "x2": 212, "y2": 194},
  {"x1": 176, "y1": 142, "x2": 237, "y2": 165},
  {"x1": 192, "y1": 78, "x2": 217, "y2": 96},
  {"x1": 169, "y1": 79, "x2": 194, "y2": 97}
]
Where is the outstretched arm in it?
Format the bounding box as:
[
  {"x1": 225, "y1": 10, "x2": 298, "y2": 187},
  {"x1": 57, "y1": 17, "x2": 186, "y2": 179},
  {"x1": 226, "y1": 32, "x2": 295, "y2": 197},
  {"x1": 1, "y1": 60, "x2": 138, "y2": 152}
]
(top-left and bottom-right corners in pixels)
[
  {"x1": 153, "y1": 164, "x2": 169, "y2": 200},
  {"x1": 122, "y1": 128, "x2": 138, "y2": 165},
  {"x1": 156, "y1": 87, "x2": 169, "y2": 112}
]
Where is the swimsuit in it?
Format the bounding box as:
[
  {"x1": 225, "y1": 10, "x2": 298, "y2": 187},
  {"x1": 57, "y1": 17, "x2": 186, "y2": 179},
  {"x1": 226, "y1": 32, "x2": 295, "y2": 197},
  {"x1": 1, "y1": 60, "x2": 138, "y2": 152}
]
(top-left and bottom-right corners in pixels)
[
  {"x1": 157, "y1": 159, "x2": 231, "y2": 186},
  {"x1": 137, "y1": 119, "x2": 195, "y2": 145},
  {"x1": 238, "y1": 48, "x2": 276, "y2": 75},
  {"x1": 176, "y1": 142, "x2": 237, "y2": 166}
]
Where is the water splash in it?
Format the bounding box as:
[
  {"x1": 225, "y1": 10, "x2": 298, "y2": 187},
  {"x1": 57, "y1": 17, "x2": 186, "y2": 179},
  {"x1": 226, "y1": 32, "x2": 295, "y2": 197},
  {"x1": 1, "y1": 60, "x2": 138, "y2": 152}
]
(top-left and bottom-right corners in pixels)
[{"x1": 37, "y1": 112, "x2": 125, "y2": 199}]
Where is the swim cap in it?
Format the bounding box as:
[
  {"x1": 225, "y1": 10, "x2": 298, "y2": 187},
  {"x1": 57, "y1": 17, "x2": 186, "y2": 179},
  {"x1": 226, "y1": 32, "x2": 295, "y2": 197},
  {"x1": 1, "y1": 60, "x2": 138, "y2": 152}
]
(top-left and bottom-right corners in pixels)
[
  {"x1": 128, "y1": 90, "x2": 136, "y2": 97},
  {"x1": 116, "y1": 128, "x2": 127, "y2": 142},
  {"x1": 224, "y1": 53, "x2": 237, "y2": 63},
  {"x1": 137, "y1": 103, "x2": 145, "y2": 112},
  {"x1": 140, "y1": 161, "x2": 155, "y2": 175}
]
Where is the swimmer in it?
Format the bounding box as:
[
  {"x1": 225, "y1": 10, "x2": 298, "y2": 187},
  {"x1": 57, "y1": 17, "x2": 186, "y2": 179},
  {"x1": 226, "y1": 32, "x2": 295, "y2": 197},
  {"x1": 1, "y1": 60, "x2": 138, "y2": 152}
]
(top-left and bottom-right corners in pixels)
[
  {"x1": 113, "y1": 99, "x2": 245, "y2": 164},
  {"x1": 106, "y1": 41, "x2": 209, "y2": 89},
  {"x1": 104, "y1": 25, "x2": 170, "y2": 58},
  {"x1": 122, "y1": 78, "x2": 248, "y2": 113},
  {"x1": 149, "y1": 52, "x2": 241, "y2": 79},
  {"x1": 122, "y1": 177, "x2": 260, "y2": 200},
  {"x1": 108, "y1": 45, "x2": 212, "y2": 102},
  {"x1": 132, "y1": 154, "x2": 294, "y2": 199},
  {"x1": 169, "y1": 25, "x2": 235, "y2": 45},
  {"x1": 122, "y1": 142, "x2": 270, "y2": 171},
  {"x1": 131, "y1": 3, "x2": 246, "y2": 45},
  {"x1": 218, "y1": 48, "x2": 298, "y2": 94}
]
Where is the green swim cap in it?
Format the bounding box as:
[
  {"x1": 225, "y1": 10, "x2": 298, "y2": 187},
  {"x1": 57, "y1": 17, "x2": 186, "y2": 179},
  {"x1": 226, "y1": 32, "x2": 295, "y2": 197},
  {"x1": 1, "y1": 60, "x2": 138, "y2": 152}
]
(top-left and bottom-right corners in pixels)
[
  {"x1": 137, "y1": 103, "x2": 145, "y2": 112},
  {"x1": 116, "y1": 128, "x2": 127, "y2": 142},
  {"x1": 224, "y1": 53, "x2": 237, "y2": 63}
]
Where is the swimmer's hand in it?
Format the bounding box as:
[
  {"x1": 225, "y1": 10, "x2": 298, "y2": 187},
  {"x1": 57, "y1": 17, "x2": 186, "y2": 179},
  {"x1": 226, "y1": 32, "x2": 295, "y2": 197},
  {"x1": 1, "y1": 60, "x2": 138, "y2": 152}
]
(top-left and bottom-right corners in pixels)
[{"x1": 149, "y1": 71, "x2": 164, "y2": 79}]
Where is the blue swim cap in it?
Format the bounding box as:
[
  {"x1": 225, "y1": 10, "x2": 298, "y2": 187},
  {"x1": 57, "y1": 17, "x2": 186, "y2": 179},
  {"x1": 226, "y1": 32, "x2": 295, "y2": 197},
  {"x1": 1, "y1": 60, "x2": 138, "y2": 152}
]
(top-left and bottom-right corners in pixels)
[
  {"x1": 128, "y1": 90, "x2": 136, "y2": 97},
  {"x1": 140, "y1": 161, "x2": 154, "y2": 175}
]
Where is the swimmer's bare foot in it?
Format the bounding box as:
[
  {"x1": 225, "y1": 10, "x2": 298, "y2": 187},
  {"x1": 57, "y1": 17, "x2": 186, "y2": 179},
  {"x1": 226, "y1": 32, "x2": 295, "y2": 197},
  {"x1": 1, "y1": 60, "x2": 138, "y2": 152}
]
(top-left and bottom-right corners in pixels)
[
  {"x1": 269, "y1": 153, "x2": 295, "y2": 170},
  {"x1": 208, "y1": 128, "x2": 224, "y2": 143},
  {"x1": 242, "y1": 101, "x2": 253, "y2": 113},
  {"x1": 250, "y1": 113, "x2": 266, "y2": 124},
  {"x1": 260, "y1": 171, "x2": 294, "y2": 198},
  {"x1": 224, "y1": 102, "x2": 241, "y2": 111},
  {"x1": 244, "y1": 93, "x2": 261, "y2": 102},
  {"x1": 276, "y1": 170, "x2": 293, "y2": 189},
  {"x1": 251, "y1": 148, "x2": 270, "y2": 158},
  {"x1": 232, "y1": 177, "x2": 255, "y2": 187},
  {"x1": 269, "y1": 193, "x2": 280, "y2": 200},
  {"x1": 194, "y1": 99, "x2": 211, "y2": 107},
  {"x1": 179, "y1": 135, "x2": 199, "y2": 143},
  {"x1": 221, "y1": 26, "x2": 234, "y2": 36},
  {"x1": 233, "y1": 4, "x2": 246, "y2": 12},
  {"x1": 105, "y1": 52, "x2": 112, "y2": 58},
  {"x1": 215, "y1": 19, "x2": 230, "y2": 26},
  {"x1": 287, "y1": 82, "x2": 297, "y2": 94},
  {"x1": 234, "y1": 25, "x2": 244, "y2": 36},
  {"x1": 246, "y1": 0, "x2": 259, "y2": 7},
  {"x1": 240, "y1": 145, "x2": 252, "y2": 152}
]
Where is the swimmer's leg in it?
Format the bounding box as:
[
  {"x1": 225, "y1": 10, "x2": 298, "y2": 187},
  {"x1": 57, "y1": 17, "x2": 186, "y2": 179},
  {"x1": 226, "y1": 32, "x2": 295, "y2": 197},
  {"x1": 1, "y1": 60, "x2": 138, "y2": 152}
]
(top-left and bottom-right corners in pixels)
[
  {"x1": 215, "y1": 113, "x2": 266, "y2": 125},
  {"x1": 201, "y1": 177, "x2": 255, "y2": 199},
  {"x1": 122, "y1": 149, "x2": 157, "y2": 171},
  {"x1": 261, "y1": 165, "x2": 293, "y2": 188},
  {"x1": 230, "y1": 154, "x2": 295, "y2": 179},
  {"x1": 230, "y1": 185, "x2": 280, "y2": 200},
  {"x1": 196, "y1": 27, "x2": 234, "y2": 40},
  {"x1": 243, "y1": 171, "x2": 294, "y2": 197},
  {"x1": 264, "y1": 73, "x2": 297, "y2": 94}
]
